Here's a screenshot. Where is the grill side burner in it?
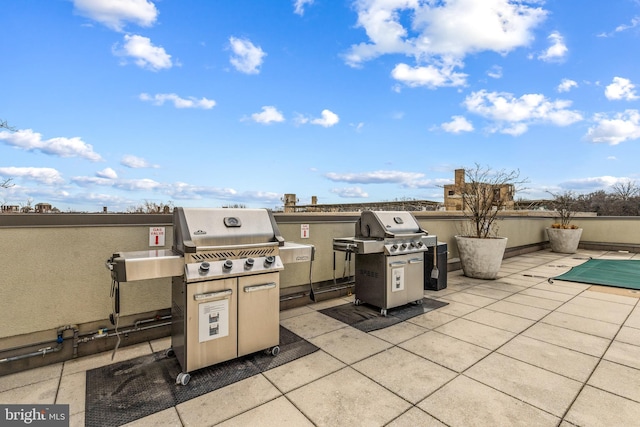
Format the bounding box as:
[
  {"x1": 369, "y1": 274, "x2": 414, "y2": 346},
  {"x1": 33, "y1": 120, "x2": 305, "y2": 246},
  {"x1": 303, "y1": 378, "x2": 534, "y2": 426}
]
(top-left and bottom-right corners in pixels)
[{"x1": 333, "y1": 210, "x2": 436, "y2": 315}]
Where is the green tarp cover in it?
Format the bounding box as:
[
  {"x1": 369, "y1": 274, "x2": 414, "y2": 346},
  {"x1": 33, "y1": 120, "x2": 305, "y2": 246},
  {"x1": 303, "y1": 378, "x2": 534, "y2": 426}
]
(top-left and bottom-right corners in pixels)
[{"x1": 552, "y1": 259, "x2": 640, "y2": 290}]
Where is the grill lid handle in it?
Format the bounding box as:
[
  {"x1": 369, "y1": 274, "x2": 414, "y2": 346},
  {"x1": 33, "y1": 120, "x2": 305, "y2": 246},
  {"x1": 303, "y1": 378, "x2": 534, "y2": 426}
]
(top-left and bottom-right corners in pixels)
[{"x1": 223, "y1": 217, "x2": 242, "y2": 227}]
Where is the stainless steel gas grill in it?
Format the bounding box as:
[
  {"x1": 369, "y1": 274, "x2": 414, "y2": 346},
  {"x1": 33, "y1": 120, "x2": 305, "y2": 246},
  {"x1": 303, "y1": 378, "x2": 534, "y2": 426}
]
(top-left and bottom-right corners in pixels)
[
  {"x1": 107, "y1": 207, "x2": 313, "y2": 385},
  {"x1": 333, "y1": 211, "x2": 436, "y2": 315}
]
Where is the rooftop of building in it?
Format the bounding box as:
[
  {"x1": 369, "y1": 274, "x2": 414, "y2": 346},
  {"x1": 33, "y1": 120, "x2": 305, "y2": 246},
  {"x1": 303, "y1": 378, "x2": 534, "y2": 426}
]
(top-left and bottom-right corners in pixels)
[{"x1": 1, "y1": 248, "x2": 639, "y2": 426}]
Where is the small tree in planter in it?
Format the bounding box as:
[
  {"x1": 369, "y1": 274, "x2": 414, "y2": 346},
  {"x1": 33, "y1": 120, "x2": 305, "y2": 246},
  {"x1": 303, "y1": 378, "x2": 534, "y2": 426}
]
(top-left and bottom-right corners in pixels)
[
  {"x1": 546, "y1": 190, "x2": 582, "y2": 253},
  {"x1": 454, "y1": 164, "x2": 527, "y2": 279},
  {"x1": 459, "y1": 164, "x2": 525, "y2": 238},
  {"x1": 548, "y1": 190, "x2": 579, "y2": 229}
]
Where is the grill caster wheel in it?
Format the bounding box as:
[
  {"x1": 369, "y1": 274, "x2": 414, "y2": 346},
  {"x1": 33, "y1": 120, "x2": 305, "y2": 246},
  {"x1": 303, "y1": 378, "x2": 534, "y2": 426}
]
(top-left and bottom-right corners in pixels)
[
  {"x1": 354, "y1": 299, "x2": 362, "y2": 306},
  {"x1": 380, "y1": 309, "x2": 387, "y2": 316},
  {"x1": 176, "y1": 372, "x2": 190, "y2": 386},
  {"x1": 264, "y1": 346, "x2": 280, "y2": 356},
  {"x1": 165, "y1": 348, "x2": 175, "y2": 358}
]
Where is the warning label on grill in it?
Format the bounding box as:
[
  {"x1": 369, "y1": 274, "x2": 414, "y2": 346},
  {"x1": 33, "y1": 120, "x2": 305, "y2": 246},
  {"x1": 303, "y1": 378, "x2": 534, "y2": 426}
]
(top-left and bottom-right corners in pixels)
[
  {"x1": 198, "y1": 300, "x2": 229, "y2": 342},
  {"x1": 391, "y1": 267, "x2": 405, "y2": 292}
]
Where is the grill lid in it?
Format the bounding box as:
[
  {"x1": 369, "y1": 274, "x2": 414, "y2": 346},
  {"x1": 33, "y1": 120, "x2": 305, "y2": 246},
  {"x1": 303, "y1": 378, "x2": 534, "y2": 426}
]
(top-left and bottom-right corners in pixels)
[
  {"x1": 356, "y1": 210, "x2": 426, "y2": 239},
  {"x1": 173, "y1": 207, "x2": 284, "y2": 254}
]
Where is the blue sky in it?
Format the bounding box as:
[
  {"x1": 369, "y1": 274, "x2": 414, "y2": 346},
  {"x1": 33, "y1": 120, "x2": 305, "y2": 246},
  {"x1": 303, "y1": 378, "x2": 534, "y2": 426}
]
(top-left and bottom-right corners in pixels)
[{"x1": 1, "y1": 0, "x2": 640, "y2": 212}]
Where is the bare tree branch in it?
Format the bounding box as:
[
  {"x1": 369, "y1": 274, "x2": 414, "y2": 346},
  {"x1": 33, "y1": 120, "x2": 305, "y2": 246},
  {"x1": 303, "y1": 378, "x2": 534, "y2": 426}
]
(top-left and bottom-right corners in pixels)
[
  {"x1": 611, "y1": 181, "x2": 639, "y2": 201},
  {"x1": 0, "y1": 118, "x2": 17, "y2": 132},
  {"x1": 547, "y1": 190, "x2": 578, "y2": 228},
  {"x1": 1, "y1": 119, "x2": 17, "y2": 189},
  {"x1": 460, "y1": 164, "x2": 528, "y2": 238}
]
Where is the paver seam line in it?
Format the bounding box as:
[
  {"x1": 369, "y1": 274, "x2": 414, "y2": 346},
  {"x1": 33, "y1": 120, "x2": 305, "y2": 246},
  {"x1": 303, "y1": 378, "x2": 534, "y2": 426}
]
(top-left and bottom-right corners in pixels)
[
  {"x1": 455, "y1": 373, "x2": 564, "y2": 421},
  {"x1": 342, "y1": 340, "x2": 460, "y2": 427},
  {"x1": 382, "y1": 397, "x2": 453, "y2": 427},
  {"x1": 53, "y1": 363, "x2": 64, "y2": 406},
  {"x1": 176, "y1": 406, "x2": 186, "y2": 427},
  {"x1": 557, "y1": 295, "x2": 640, "y2": 423},
  {"x1": 261, "y1": 372, "x2": 317, "y2": 427}
]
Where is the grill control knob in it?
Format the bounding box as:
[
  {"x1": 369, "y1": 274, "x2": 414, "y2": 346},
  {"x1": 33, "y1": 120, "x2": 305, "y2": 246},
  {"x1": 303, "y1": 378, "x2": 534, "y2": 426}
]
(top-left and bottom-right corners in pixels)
[
  {"x1": 417, "y1": 241, "x2": 424, "y2": 247},
  {"x1": 264, "y1": 256, "x2": 275, "y2": 267},
  {"x1": 401, "y1": 243, "x2": 407, "y2": 250},
  {"x1": 223, "y1": 260, "x2": 233, "y2": 270},
  {"x1": 199, "y1": 262, "x2": 210, "y2": 273},
  {"x1": 245, "y1": 258, "x2": 255, "y2": 269},
  {"x1": 391, "y1": 244, "x2": 398, "y2": 251}
]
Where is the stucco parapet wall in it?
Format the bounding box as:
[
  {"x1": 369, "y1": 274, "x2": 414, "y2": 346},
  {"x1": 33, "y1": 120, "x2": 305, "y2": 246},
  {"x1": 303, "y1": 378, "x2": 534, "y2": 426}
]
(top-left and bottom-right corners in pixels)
[
  {"x1": 0, "y1": 210, "x2": 598, "y2": 228},
  {"x1": 0, "y1": 213, "x2": 173, "y2": 228}
]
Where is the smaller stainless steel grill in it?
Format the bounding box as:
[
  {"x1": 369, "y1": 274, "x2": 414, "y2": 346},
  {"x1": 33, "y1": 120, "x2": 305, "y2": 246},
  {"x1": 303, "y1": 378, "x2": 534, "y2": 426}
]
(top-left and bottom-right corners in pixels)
[{"x1": 334, "y1": 211, "x2": 436, "y2": 315}]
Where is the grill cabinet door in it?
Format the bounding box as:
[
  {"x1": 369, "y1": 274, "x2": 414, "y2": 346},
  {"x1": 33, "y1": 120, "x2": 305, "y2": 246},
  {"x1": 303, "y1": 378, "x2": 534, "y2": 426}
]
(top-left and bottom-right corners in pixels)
[
  {"x1": 185, "y1": 278, "x2": 238, "y2": 372},
  {"x1": 237, "y1": 272, "x2": 280, "y2": 357},
  {"x1": 386, "y1": 253, "x2": 424, "y2": 309}
]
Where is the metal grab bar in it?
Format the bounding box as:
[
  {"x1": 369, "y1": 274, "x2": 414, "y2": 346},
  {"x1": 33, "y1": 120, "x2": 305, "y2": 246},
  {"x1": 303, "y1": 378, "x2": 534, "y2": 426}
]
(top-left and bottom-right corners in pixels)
[
  {"x1": 194, "y1": 289, "x2": 233, "y2": 301},
  {"x1": 244, "y1": 282, "x2": 277, "y2": 293}
]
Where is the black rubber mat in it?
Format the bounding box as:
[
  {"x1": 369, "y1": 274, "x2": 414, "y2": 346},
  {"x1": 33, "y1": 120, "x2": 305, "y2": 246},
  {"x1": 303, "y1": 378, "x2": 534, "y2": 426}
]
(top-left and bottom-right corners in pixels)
[
  {"x1": 319, "y1": 298, "x2": 449, "y2": 332},
  {"x1": 85, "y1": 326, "x2": 318, "y2": 427}
]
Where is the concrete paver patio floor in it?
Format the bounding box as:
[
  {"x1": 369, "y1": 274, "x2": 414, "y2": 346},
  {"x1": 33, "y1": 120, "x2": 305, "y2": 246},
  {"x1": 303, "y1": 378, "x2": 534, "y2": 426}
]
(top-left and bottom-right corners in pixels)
[{"x1": 1, "y1": 249, "x2": 640, "y2": 426}]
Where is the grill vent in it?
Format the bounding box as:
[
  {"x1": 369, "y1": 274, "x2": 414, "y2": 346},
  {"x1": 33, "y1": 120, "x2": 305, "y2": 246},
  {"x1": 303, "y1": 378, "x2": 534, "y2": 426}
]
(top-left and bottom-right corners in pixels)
[
  {"x1": 190, "y1": 247, "x2": 277, "y2": 262},
  {"x1": 238, "y1": 248, "x2": 275, "y2": 257}
]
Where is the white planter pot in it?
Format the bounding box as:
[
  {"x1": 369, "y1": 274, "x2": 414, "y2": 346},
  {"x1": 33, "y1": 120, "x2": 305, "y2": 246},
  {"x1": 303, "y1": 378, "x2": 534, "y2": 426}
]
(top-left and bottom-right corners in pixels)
[
  {"x1": 455, "y1": 236, "x2": 507, "y2": 280},
  {"x1": 546, "y1": 228, "x2": 582, "y2": 254}
]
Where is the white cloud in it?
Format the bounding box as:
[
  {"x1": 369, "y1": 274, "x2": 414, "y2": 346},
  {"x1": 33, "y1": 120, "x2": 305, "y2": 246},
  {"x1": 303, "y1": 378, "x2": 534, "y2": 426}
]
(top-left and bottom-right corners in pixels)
[
  {"x1": 114, "y1": 178, "x2": 162, "y2": 191},
  {"x1": 614, "y1": 16, "x2": 640, "y2": 34},
  {"x1": 295, "y1": 110, "x2": 340, "y2": 127},
  {"x1": 97, "y1": 168, "x2": 118, "y2": 179},
  {"x1": 345, "y1": 0, "x2": 546, "y2": 87},
  {"x1": 487, "y1": 65, "x2": 503, "y2": 79},
  {"x1": 500, "y1": 123, "x2": 529, "y2": 136},
  {"x1": 557, "y1": 78, "x2": 578, "y2": 93},
  {"x1": 0, "y1": 167, "x2": 64, "y2": 185},
  {"x1": 538, "y1": 31, "x2": 567, "y2": 62},
  {"x1": 441, "y1": 116, "x2": 474, "y2": 133},
  {"x1": 73, "y1": 0, "x2": 158, "y2": 31},
  {"x1": 311, "y1": 110, "x2": 340, "y2": 127},
  {"x1": 325, "y1": 170, "x2": 424, "y2": 185},
  {"x1": 251, "y1": 106, "x2": 285, "y2": 124},
  {"x1": 114, "y1": 34, "x2": 172, "y2": 71},
  {"x1": 586, "y1": 109, "x2": 640, "y2": 145},
  {"x1": 139, "y1": 93, "x2": 216, "y2": 109},
  {"x1": 560, "y1": 176, "x2": 632, "y2": 191},
  {"x1": 229, "y1": 37, "x2": 266, "y2": 74},
  {"x1": 121, "y1": 155, "x2": 158, "y2": 168},
  {"x1": 391, "y1": 61, "x2": 467, "y2": 88},
  {"x1": 293, "y1": 0, "x2": 314, "y2": 16},
  {"x1": 330, "y1": 187, "x2": 369, "y2": 198},
  {"x1": 233, "y1": 191, "x2": 282, "y2": 204},
  {"x1": 351, "y1": 122, "x2": 365, "y2": 132},
  {"x1": 463, "y1": 90, "x2": 583, "y2": 135},
  {"x1": 0, "y1": 129, "x2": 102, "y2": 161},
  {"x1": 605, "y1": 77, "x2": 639, "y2": 101},
  {"x1": 71, "y1": 176, "x2": 114, "y2": 186}
]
